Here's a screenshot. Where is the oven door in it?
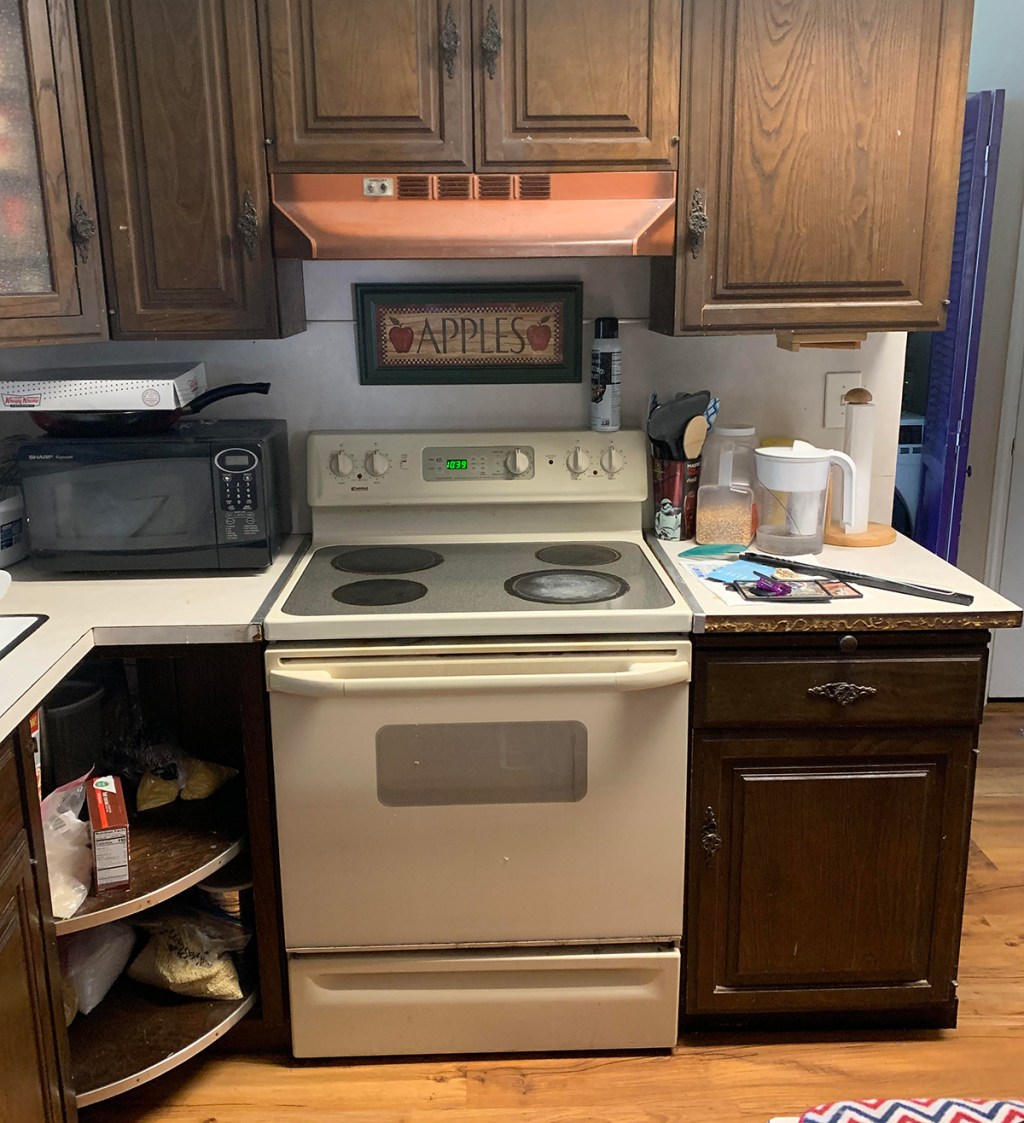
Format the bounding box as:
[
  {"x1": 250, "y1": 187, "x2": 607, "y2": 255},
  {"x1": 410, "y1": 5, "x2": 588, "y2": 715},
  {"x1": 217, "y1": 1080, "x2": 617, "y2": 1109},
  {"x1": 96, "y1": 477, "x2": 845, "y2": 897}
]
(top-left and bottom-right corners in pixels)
[{"x1": 267, "y1": 640, "x2": 690, "y2": 950}]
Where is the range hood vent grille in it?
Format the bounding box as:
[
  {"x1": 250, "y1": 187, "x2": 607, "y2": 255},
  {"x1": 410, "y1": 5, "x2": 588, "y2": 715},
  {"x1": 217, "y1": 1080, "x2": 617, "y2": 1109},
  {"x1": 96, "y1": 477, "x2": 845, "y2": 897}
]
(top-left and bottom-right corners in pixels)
[
  {"x1": 477, "y1": 175, "x2": 513, "y2": 199},
  {"x1": 518, "y1": 174, "x2": 551, "y2": 199},
  {"x1": 437, "y1": 175, "x2": 472, "y2": 199},
  {"x1": 396, "y1": 175, "x2": 431, "y2": 199}
]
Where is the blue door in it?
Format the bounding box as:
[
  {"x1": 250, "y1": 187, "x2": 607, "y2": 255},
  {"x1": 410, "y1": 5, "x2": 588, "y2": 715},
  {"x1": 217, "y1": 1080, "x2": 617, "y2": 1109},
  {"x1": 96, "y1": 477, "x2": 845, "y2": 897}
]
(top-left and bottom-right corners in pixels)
[{"x1": 915, "y1": 91, "x2": 1004, "y2": 562}]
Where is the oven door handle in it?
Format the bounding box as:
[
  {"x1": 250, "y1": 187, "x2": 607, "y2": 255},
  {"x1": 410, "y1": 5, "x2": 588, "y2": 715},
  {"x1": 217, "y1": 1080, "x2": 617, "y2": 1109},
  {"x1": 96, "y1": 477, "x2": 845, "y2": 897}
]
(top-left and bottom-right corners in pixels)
[{"x1": 267, "y1": 661, "x2": 689, "y2": 697}]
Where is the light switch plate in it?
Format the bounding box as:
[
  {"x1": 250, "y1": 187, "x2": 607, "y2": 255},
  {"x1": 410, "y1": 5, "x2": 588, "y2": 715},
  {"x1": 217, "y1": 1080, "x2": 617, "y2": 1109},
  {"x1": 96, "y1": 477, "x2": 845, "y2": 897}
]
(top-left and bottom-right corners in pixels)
[{"x1": 824, "y1": 371, "x2": 862, "y2": 429}]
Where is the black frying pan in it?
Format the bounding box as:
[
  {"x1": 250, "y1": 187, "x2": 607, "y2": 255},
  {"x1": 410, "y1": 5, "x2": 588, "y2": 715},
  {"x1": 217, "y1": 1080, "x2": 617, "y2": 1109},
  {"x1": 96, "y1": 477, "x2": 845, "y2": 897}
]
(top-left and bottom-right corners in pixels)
[{"x1": 30, "y1": 382, "x2": 271, "y2": 437}]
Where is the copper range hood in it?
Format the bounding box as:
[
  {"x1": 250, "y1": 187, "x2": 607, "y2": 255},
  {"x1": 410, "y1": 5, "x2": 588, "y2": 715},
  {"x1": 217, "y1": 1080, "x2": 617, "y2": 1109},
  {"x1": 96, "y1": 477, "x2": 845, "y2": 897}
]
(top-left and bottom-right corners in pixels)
[{"x1": 271, "y1": 172, "x2": 676, "y2": 259}]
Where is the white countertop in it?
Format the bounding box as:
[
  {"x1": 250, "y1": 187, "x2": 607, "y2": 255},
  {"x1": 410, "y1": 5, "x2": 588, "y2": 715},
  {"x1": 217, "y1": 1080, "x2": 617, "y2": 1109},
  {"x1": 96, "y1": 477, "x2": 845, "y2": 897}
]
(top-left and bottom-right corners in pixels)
[
  {"x1": 649, "y1": 534, "x2": 1022, "y2": 634},
  {"x1": 0, "y1": 537, "x2": 306, "y2": 739},
  {"x1": 2, "y1": 531, "x2": 1019, "y2": 739}
]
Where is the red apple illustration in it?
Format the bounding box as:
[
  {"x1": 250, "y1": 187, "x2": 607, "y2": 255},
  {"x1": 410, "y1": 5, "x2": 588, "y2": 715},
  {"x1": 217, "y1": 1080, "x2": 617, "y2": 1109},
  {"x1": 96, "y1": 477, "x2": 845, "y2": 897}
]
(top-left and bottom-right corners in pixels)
[
  {"x1": 526, "y1": 316, "x2": 551, "y2": 352},
  {"x1": 388, "y1": 316, "x2": 414, "y2": 353}
]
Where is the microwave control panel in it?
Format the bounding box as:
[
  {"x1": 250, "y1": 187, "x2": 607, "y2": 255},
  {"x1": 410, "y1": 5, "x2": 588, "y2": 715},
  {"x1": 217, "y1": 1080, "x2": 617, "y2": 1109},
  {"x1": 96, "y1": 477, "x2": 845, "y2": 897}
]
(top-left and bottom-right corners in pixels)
[{"x1": 213, "y1": 447, "x2": 264, "y2": 539}]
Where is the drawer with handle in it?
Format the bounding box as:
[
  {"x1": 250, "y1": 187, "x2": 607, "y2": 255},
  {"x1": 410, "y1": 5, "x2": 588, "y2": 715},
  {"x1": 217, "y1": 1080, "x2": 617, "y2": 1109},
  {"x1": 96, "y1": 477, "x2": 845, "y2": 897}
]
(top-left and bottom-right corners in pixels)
[{"x1": 693, "y1": 651, "x2": 986, "y2": 729}]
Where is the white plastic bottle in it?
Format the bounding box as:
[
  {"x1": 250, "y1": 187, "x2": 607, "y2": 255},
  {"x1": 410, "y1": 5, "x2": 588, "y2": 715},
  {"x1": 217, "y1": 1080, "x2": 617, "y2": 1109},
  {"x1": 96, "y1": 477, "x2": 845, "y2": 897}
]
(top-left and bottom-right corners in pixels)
[{"x1": 590, "y1": 317, "x2": 621, "y2": 432}]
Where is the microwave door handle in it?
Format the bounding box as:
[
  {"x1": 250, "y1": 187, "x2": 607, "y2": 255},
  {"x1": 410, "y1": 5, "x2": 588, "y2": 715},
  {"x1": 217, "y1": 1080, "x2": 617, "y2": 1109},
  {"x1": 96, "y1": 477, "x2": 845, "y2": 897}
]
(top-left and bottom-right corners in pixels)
[{"x1": 267, "y1": 661, "x2": 690, "y2": 697}]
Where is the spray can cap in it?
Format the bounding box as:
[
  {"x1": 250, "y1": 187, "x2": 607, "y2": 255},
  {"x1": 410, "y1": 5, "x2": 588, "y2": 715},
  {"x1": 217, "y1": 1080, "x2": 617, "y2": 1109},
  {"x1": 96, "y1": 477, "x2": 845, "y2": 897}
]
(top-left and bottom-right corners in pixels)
[{"x1": 594, "y1": 317, "x2": 619, "y2": 339}]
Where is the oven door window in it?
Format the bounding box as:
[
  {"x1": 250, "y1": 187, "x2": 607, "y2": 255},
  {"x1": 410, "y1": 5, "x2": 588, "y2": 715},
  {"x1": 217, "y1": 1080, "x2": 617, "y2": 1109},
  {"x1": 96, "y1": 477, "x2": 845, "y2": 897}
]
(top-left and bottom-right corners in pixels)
[
  {"x1": 376, "y1": 721, "x2": 587, "y2": 806},
  {"x1": 22, "y1": 460, "x2": 215, "y2": 553}
]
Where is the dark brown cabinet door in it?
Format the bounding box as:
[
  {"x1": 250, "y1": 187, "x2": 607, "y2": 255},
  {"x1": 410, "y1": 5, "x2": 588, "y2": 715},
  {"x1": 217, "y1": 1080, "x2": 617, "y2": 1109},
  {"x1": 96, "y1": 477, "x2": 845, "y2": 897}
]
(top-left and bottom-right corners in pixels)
[
  {"x1": 0, "y1": 834, "x2": 68, "y2": 1122},
  {"x1": 653, "y1": 0, "x2": 972, "y2": 334},
  {"x1": 263, "y1": 0, "x2": 473, "y2": 171},
  {"x1": 0, "y1": 727, "x2": 73, "y2": 1121},
  {"x1": 475, "y1": 0, "x2": 680, "y2": 169},
  {"x1": 687, "y1": 729, "x2": 975, "y2": 1022},
  {"x1": 78, "y1": 0, "x2": 304, "y2": 339},
  {"x1": 0, "y1": 0, "x2": 106, "y2": 346}
]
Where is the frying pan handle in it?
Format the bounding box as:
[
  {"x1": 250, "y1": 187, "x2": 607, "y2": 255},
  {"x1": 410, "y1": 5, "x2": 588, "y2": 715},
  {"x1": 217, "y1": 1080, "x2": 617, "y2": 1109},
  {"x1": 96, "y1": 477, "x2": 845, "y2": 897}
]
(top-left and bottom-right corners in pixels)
[{"x1": 184, "y1": 382, "x2": 271, "y2": 414}]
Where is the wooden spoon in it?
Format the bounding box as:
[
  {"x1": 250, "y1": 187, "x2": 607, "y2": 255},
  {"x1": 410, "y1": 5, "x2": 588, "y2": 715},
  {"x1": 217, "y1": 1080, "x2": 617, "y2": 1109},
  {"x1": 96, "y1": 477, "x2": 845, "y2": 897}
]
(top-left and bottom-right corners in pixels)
[{"x1": 682, "y1": 415, "x2": 709, "y2": 460}]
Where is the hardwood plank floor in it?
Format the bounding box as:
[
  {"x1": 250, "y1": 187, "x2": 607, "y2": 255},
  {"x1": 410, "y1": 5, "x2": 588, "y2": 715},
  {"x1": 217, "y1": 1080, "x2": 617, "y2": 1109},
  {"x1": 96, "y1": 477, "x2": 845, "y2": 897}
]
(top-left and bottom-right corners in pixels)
[{"x1": 80, "y1": 709, "x2": 1024, "y2": 1123}]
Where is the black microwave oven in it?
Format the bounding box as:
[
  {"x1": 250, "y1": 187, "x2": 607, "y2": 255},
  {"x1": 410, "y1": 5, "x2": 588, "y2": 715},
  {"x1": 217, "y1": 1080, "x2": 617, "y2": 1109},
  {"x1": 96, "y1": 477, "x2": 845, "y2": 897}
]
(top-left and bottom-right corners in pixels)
[{"x1": 16, "y1": 419, "x2": 291, "y2": 572}]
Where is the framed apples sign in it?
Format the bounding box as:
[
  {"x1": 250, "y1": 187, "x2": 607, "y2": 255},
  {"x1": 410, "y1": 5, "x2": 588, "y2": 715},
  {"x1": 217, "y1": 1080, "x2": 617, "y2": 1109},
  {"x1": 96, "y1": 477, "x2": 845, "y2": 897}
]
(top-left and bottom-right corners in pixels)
[{"x1": 354, "y1": 283, "x2": 583, "y2": 385}]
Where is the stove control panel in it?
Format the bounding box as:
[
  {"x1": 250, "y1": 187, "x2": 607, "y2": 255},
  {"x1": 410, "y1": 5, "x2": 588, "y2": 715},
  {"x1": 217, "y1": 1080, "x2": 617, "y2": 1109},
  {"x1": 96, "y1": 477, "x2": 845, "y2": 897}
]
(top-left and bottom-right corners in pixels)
[
  {"x1": 307, "y1": 430, "x2": 647, "y2": 506},
  {"x1": 422, "y1": 445, "x2": 536, "y2": 481}
]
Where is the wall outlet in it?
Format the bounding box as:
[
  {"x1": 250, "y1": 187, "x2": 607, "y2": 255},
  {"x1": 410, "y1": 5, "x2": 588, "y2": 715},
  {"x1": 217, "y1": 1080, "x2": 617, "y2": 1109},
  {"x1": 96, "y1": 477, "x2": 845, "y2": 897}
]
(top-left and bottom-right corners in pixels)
[
  {"x1": 362, "y1": 177, "x2": 395, "y2": 197},
  {"x1": 824, "y1": 371, "x2": 863, "y2": 429}
]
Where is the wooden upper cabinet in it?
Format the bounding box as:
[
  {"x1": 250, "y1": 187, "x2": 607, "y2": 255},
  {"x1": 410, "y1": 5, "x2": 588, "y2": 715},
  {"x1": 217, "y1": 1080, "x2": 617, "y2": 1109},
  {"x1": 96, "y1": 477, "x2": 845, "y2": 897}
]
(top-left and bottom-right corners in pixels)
[
  {"x1": 475, "y1": 0, "x2": 681, "y2": 169},
  {"x1": 0, "y1": 0, "x2": 106, "y2": 347},
  {"x1": 651, "y1": 0, "x2": 974, "y2": 335},
  {"x1": 260, "y1": 0, "x2": 679, "y2": 172},
  {"x1": 263, "y1": 0, "x2": 473, "y2": 171},
  {"x1": 78, "y1": 0, "x2": 304, "y2": 339}
]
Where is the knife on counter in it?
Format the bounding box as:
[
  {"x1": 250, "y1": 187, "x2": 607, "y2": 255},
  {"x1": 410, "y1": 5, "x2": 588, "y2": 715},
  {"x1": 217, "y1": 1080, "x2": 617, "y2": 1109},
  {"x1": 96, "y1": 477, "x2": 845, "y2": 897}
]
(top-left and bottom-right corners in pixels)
[{"x1": 739, "y1": 553, "x2": 975, "y2": 607}]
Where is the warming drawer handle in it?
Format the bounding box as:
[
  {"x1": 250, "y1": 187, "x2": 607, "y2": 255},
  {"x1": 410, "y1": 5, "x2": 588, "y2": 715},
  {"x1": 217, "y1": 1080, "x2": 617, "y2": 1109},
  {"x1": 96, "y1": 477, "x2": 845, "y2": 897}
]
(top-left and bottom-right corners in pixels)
[{"x1": 267, "y1": 661, "x2": 689, "y2": 697}]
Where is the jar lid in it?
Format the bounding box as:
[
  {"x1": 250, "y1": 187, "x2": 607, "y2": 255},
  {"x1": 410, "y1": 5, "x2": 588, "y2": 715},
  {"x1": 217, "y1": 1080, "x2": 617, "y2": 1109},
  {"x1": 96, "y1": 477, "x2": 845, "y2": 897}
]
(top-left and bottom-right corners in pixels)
[{"x1": 712, "y1": 423, "x2": 756, "y2": 436}]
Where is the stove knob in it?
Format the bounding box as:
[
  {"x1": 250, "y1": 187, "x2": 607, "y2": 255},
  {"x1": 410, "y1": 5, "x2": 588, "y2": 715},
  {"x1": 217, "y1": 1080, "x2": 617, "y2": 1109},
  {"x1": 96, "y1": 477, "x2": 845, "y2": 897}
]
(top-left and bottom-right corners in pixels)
[
  {"x1": 330, "y1": 450, "x2": 355, "y2": 478},
  {"x1": 505, "y1": 448, "x2": 531, "y2": 477},
  {"x1": 365, "y1": 450, "x2": 390, "y2": 477},
  {"x1": 601, "y1": 447, "x2": 625, "y2": 476},
  {"x1": 566, "y1": 447, "x2": 591, "y2": 476}
]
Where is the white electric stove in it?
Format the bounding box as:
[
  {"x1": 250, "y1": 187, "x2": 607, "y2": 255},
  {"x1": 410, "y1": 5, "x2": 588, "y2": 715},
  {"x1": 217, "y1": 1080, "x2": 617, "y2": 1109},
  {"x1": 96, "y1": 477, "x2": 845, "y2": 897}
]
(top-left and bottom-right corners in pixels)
[
  {"x1": 265, "y1": 430, "x2": 692, "y2": 1059},
  {"x1": 263, "y1": 428, "x2": 692, "y2": 640}
]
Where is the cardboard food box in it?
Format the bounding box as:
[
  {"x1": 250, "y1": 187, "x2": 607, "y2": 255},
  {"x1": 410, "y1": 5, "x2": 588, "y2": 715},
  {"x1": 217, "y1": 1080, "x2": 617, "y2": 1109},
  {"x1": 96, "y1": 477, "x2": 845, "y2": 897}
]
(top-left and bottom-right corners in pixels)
[
  {"x1": 0, "y1": 362, "x2": 206, "y2": 412},
  {"x1": 86, "y1": 776, "x2": 131, "y2": 892}
]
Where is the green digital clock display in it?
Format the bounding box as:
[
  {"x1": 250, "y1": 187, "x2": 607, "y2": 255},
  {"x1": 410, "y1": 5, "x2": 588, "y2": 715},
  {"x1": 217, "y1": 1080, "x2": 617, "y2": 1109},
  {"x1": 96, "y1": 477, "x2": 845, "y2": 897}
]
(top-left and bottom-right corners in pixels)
[{"x1": 446, "y1": 458, "x2": 469, "y2": 470}]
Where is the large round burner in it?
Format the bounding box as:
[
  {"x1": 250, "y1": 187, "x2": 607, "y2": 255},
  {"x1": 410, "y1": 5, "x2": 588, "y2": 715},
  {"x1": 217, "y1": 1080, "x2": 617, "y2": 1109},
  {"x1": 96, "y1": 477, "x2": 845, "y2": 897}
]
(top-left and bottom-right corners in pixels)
[
  {"x1": 331, "y1": 546, "x2": 443, "y2": 575},
  {"x1": 504, "y1": 569, "x2": 629, "y2": 605},
  {"x1": 535, "y1": 544, "x2": 622, "y2": 567},
  {"x1": 332, "y1": 579, "x2": 428, "y2": 606}
]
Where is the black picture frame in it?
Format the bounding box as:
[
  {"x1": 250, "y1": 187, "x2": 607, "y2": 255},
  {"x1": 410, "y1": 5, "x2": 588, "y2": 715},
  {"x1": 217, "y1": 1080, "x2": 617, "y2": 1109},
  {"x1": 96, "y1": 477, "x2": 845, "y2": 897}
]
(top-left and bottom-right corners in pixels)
[{"x1": 354, "y1": 282, "x2": 583, "y2": 385}]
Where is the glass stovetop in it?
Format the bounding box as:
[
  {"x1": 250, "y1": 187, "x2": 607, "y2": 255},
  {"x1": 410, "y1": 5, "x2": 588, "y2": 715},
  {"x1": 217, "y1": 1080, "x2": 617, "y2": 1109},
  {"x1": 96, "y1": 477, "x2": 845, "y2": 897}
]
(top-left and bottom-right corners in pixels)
[{"x1": 280, "y1": 541, "x2": 675, "y2": 617}]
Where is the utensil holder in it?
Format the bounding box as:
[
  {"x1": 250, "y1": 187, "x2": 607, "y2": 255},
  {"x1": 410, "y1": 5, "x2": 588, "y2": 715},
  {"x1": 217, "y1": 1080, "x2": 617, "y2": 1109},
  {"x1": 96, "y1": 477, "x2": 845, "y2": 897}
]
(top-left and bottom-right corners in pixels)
[{"x1": 653, "y1": 458, "x2": 699, "y2": 540}]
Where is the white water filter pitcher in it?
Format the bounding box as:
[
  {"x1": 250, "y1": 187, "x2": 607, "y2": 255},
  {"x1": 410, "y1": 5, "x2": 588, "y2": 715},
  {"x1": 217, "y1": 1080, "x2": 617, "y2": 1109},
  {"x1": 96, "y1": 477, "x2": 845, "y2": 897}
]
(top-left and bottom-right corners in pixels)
[{"x1": 753, "y1": 441, "x2": 857, "y2": 555}]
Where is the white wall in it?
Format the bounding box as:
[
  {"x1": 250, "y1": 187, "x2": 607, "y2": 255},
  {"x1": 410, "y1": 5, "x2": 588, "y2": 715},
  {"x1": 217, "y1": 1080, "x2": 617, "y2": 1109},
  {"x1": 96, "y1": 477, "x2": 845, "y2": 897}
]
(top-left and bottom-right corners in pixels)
[
  {"x1": 957, "y1": 1, "x2": 1024, "y2": 579},
  {"x1": 0, "y1": 259, "x2": 906, "y2": 533}
]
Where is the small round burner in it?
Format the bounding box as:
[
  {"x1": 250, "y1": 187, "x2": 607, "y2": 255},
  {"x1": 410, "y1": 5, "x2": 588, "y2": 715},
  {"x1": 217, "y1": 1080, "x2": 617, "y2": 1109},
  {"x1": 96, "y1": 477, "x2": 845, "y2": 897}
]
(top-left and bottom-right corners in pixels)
[
  {"x1": 331, "y1": 546, "x2": 443, "y2": 575},
  {"x1": 332, "y1": 579, "x2": 428, "y2": 606},
  {"x1": 535, "y1": 544, "x2": 622, "y2": 567},
  {"x1": 505, "y1": 569, "x2": 629, "y2": 605}
]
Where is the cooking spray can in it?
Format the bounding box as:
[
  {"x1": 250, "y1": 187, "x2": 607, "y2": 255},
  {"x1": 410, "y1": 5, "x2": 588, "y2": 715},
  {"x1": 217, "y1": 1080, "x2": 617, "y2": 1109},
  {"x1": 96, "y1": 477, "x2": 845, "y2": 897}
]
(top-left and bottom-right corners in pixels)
[{"x1": 590, "y1": 317, "x2": 621, "y2": 432}]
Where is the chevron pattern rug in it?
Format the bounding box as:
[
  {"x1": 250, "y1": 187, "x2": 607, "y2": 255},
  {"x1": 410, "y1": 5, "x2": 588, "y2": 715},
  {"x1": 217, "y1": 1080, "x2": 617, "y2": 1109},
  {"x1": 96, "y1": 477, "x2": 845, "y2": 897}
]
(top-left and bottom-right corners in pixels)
[{"x1": 797, "y1": 1100, "x2": 1024, "y2": 1123}]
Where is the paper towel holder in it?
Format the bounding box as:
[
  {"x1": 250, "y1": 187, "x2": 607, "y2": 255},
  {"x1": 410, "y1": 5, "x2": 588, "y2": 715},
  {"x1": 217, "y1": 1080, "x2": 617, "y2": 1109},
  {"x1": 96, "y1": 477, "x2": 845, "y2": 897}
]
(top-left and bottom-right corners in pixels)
[{"x1": 824, "y1": 387, "x2": 898, "y2": 548}]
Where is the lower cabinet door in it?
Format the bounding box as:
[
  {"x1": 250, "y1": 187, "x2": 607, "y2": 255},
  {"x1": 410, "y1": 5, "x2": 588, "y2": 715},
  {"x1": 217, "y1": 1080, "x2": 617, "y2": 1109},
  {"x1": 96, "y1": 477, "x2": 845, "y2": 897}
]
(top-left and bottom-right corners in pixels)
[
  {"x1": 289, "y1": 946, "x2": 680, "y2": 1057},
  {"x1": 0, "y1": 834, "x2": 67, "y2": 1123},
  {"x1": 686, "y1": 731, "x2": 976, "y2": 1022}
]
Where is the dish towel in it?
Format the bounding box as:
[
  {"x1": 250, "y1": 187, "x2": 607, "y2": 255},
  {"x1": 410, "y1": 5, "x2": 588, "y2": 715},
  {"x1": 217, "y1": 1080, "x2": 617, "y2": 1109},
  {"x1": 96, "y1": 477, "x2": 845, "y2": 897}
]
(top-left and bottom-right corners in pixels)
[{"x1": 799, "y1": 1100, "x2": 1024, "y2": 1123}]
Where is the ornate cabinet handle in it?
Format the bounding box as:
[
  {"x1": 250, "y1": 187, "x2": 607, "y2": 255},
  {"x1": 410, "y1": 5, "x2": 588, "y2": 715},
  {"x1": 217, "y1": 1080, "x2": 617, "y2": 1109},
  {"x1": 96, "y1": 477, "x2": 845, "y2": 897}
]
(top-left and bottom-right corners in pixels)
[
  {"x1": 237, "y1": 190, "x2": 260, "y2": 260},
  {"x1": 701, "y1": 805, "x2": 722, "y2": 862},
  {"x1": 687, "y1": 188, "x2": 709, "y2": 259},
  {"x1": 440, "y1": 3, "x2": 460, "y2": 79},
  {"x1": 807, "y1": 681, "x2": 878, "y2": 706},
  {"x1": 481, "y1": 4, "x2": 502, "y2": 79},
  {"x1": 71, "y1": 193, "x2": 97, "y2": 264}
]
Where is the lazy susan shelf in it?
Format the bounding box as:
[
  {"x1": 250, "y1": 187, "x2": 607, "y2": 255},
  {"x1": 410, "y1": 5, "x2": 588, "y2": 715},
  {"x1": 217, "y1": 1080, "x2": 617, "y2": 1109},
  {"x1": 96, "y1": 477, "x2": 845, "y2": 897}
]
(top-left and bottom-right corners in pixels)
[
  {"x1": 54, "y1": 789, "x2": 244, "y2": 935},
  {"x1": 69, "y1": 977, "x2": 255, "y2": 1107}
]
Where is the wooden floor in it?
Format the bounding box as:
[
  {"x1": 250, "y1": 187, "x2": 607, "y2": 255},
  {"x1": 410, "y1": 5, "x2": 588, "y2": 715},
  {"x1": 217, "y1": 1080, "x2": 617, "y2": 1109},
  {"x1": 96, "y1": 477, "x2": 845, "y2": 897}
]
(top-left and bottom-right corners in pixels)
[{"x1": 81, "y1": 708, "x2": 1024, "y2": 1123}]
